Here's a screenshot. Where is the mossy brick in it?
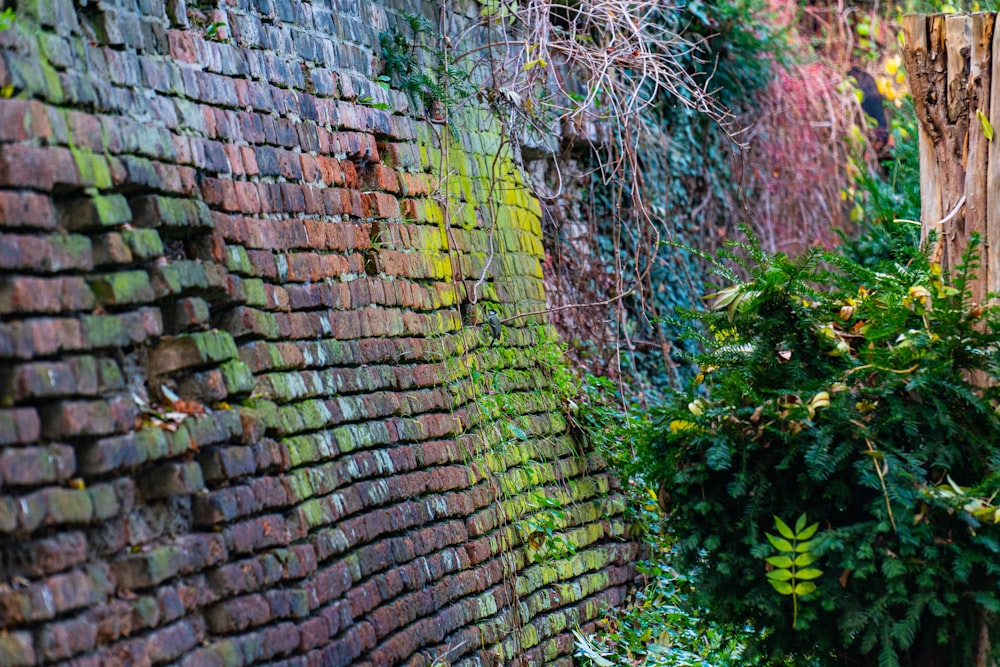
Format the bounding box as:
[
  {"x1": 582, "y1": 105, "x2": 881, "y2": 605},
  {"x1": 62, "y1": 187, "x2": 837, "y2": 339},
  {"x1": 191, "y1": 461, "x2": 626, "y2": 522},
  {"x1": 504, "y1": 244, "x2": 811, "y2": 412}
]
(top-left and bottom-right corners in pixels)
[
  {"x1": 57, "y1": 194, "x2": 131, "y2": 231},
  {"x1": 68, "y1": 146, "x2": 112, "y2": 189},
  {"x1": 0, "y1": 631, "x2": 35, "y2": 667},
  {"x1": 89, "y1": 270, "x2": 156, "y2": 306},
  {"x1": 150, "y1": 260, "x2": 215, "y2": 298},
  {"x1": 139, "y1": 460, "x2": 205, "y2": 499},
  {"x1": 220, "y1": 359, "x2": 254, "y2": 396},
  {"x1": 79, "y1": 313, "x2": 127, "y2": 348},
  {"x1": 0, "y1": 444, "x2": 75, "y2": 486},
  {"x1": 78, "y1": 427, "x2": 163, "y2": 474},
  {"x1": 41, "y1": 487, "x2": 94, "y2": 525},
  {"x1": 241, "y1": 278, "x2": 268, "y2": 307},
  {"x1": 121, "y1": 227, "x2": 165, "y2": 259},
  {"x1": 3, "y1": 51, "x2": 64, "y2": 104},
  {"x1": 0, "y1": 496, "x2": 16, "y2": 532},
  {"x1": 131, "y1": 195, "x2": 211, "y2": 230},
  {"x1": 0, "y1": 233, "x2": 93, "y2": 272},
  {"x1": 148, "y1": 330, "x2": 239, "y2": 375},
  {"x1": 82, "y1": 483, "x2": 120, "y2": 523},
  {"x1": 95, "y1": 357, "x2": 125, "y2": 392},
  {"x1": 0, "y1": 408, "x2": 41, "y2": 445},
  {"x1": 113, "y1": 545, "x2": 185, "y2": 589},
  {"x1": 219, "y1": 306, "x2": 281, "y2": 339},
  {"x1": 226, "y1": 244, "x2": 253, "y2": 274}
]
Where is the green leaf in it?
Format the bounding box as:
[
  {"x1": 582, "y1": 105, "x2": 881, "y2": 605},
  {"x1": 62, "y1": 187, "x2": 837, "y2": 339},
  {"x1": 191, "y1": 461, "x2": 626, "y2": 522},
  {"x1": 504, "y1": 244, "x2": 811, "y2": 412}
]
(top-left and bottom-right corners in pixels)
[
  {"x1": 978, "y1": 110, "x2": 994, "y2": 141},
  {"x1": 767, "y1": 533, "x2": 794, "y2": 552},
  {"x1": 769, "y1": 580, "x2": 794, "y2": 595},
  {"x1": 796, "y1": 522, "x2": 820, "y2": 540},
  {"x1": 766, "y1": 555, "x2": 794, "y2": 568},
  {"x1": 508, "y1": 423, "x2": 528, "y2": 440},
  {"x1": 794, "y1": 581, "x2": 818, "y2": 595},
  {"x1": 794, "y1": 539, "x2": 814, "y2": 553},
  {"x1": 796, "y1": 568, "x2": 823, "y2": 580},
  {"x1": 793, "y1": 552, "x2": 817, "y2": 567},
  {"x1": 775, "y1": 515, "x2": 795, "y2": 539},
  {"x1": 795, "y1": 514, "x2": 808, "y2": 533},
  {"x1": 766, "y1": 569, "x2": 794, "y2": 581}
]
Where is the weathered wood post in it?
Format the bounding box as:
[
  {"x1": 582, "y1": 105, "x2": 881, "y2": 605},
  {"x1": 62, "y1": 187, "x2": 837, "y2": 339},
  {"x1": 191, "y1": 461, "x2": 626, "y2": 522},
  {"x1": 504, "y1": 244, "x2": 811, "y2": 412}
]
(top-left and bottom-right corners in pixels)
[
  {"x1": 902, "y1": 13, "x2": 996, "y2": 305},
  {"x1": 903, "y1": 15, "x2": 999, "y2": 667}
]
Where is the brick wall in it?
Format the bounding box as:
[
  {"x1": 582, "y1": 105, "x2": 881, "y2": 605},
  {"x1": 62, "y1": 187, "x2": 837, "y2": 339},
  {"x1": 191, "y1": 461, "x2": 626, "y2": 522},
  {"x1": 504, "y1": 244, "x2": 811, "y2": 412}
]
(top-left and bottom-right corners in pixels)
[{"x1": 0, "y1": 0, "x2": 635, "y2": 665}]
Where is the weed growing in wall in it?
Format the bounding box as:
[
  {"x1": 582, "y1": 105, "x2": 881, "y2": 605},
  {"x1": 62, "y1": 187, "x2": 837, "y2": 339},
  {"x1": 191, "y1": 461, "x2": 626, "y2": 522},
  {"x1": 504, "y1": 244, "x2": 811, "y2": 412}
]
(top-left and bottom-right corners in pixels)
[{"x1": 378, "y1": 11, "x2": 474, "y2": 115}]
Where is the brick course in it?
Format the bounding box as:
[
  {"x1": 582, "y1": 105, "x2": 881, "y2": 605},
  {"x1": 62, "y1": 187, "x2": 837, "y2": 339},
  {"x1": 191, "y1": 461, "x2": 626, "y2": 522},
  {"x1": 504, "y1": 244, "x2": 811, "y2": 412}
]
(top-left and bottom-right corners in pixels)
[{"x1": 0, "y1": 0, "x2": 634, "y2": 664}]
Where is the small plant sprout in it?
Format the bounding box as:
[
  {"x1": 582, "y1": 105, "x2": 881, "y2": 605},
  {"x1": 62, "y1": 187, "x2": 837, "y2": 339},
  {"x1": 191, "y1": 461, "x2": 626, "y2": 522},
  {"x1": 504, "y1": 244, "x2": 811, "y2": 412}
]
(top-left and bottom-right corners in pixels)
[
  {"x1": 765, "y1": 514, "x2": 822, "y2": 629},
  {"x1": 0, "y1": 7, "x2": 14, "y2": 30}
]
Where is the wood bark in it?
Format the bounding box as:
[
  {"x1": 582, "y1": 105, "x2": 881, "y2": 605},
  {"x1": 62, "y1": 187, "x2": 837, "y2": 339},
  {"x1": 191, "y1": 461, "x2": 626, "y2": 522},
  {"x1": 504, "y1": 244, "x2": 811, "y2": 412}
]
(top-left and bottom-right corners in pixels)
[{"x1": 902, "y1": 13, "x2": 998, "y2": 305}]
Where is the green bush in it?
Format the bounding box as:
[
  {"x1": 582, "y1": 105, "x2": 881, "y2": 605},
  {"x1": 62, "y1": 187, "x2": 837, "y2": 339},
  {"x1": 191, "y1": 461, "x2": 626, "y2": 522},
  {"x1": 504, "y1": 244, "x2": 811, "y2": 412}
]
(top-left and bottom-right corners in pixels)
[
  {"x1": 641, "y1": 234, "x2": 1000, "y2": 666},
  {"x1": 840, "y1": 96, "x2": 921, "y2": 268}
]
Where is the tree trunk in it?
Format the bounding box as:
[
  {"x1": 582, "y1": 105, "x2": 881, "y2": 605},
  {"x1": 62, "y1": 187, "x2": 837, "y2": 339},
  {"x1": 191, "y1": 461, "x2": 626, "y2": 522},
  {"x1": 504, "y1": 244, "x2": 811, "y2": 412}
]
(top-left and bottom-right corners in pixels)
[{"x1": 901, "y1": 13, "x2": 996, "y2": 304}]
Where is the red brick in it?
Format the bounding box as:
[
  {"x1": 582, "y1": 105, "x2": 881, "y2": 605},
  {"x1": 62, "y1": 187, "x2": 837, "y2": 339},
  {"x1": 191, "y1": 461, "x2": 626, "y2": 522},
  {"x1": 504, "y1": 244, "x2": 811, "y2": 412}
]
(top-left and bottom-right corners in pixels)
[
  {"x1": 362, "y1": 164, "x2": 400, "y2": 193},
  {"x1": 0, "y1": 191, "x2": 56, "y2": 229},
  {"x1": 205, "y1": 593, "x2": 270, "y2": 633},
  {"x1": 37, "y1": 616, "x2": 98, "y2": 661},
  {"x1": 145, "y1": 618, "x2": 204, "y2": 663},
  {"x1": 223, "y1": 144, "x2": 245, "y2": 175},
  {"x1": 0, "y1": 408, "x2": 40, "y2": 445},
  {"x1": 0, "y1": 233, "x2": 94, "y2": 272},
  {"x1": 0, "y1": 145, "x2": 77, "y2": 190},
  {"x1": 0, "y1": 275, "x2": 96, "y2": 313},
  {"x1": 40, "y1": 396, "x2": 136, "y2": 439},
  {"x1": 139, "y1": 461, "x2": 206, "y2": 499},
  {"x1": 0, "y1": 99, "x2": 33, "y2": 142},
  {"x1": 240, "y1": 145, "x2": 259, "y2": 175},
  {"x1": 0, "y1": 444, "x2": 75, "y2": 485}
]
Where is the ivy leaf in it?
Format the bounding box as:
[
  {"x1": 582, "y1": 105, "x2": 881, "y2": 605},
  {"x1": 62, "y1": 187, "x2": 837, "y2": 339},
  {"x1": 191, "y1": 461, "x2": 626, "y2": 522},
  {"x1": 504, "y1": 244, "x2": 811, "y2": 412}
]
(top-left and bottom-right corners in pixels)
[
  {"x1": 775, "y1": 515, "x2": 796, "y2": 539},
  {"x1": 766, "y1": 533, "x2": 794, "y2": 552}
]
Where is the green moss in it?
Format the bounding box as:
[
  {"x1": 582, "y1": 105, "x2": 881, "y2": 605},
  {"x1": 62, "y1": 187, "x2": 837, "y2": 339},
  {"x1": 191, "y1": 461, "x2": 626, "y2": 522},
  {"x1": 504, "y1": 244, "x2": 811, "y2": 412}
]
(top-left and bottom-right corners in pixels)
[
  {"x1": 122, "y1": 229, "x2": 164, "y2": 259},
  {"x1": 68, "y1": 145, "x2": 111, "y2": 189},
  {"x1": 89, "y1": 270, "x2": 154, "y2": 305}
]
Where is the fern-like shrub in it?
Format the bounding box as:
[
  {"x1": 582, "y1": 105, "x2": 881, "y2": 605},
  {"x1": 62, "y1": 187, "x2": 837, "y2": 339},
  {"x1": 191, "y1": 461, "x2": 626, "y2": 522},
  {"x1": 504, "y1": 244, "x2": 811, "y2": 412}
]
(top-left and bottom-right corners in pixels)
[{"x1": 643, "y1": 234, "x2": 1000, "y2": 667}]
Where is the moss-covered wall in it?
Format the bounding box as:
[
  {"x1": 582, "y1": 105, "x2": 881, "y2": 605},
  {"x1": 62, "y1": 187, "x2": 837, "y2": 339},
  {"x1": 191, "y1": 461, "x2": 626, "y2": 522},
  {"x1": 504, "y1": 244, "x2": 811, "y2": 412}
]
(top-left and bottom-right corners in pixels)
[{"x1": 0, "y1": 0, "x2": 634, "y2": 665}]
